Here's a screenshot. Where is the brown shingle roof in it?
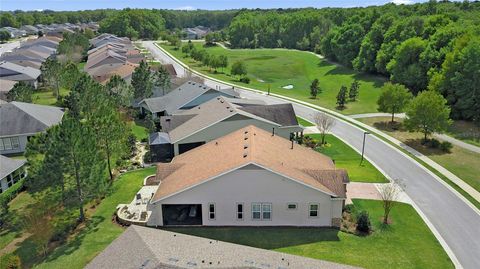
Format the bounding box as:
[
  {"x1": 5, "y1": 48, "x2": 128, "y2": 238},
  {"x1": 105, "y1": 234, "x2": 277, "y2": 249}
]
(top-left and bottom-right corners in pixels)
[{"x1": 152, "y1": 125, "x2": 348, "y2": 202}]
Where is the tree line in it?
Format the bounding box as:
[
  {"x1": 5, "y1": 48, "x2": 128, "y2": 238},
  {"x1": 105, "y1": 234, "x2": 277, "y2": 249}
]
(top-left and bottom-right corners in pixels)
[{"x1": 227, "y1": 1, "x2": 480, "y2": 123}]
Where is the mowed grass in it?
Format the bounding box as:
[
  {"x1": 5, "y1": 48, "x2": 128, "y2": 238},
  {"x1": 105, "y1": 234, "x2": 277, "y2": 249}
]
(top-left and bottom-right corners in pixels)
[
  {"x1": 160, "y1": 42, "x2": 387, "y2": 115},
  {"x1": 30, "y1": 167, "x2": 156, "y2": 269},
  {"x1": 0, "y1": 192, "x2": 36, "y2": 250},
  {"x1": 167, "y1": 199, "x2": 453, "y2": 269},
  {"x1": 32, "y1": 88, "x2": 70, "y2": 106},
  {"x1": 296, "y1": 116, "x2": 314, "y2": 127},
  {"x1": 128, "y1": 120, "x2": 149, "y2": 141},
  {"x1": 308, "y1": 134, "x2": 387, "y2": 183},
  {"x1": 358, "y1": 117, "x2": 480, "y2": 192}
]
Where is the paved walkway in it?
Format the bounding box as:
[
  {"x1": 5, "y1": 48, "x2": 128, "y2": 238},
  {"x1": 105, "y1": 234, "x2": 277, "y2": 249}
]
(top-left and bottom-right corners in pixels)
[
  {"x1": 346, "y1": 182, "x2": 412, "y2": 205},
  {"x1": 349, "y1": 113, "x2": 480, "y2": 154}
]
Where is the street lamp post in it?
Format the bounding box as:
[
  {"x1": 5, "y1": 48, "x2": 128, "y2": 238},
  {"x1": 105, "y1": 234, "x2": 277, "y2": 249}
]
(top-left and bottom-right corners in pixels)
[{"x1": 360, "y1": 131, "x2": 370, "y2": 166}]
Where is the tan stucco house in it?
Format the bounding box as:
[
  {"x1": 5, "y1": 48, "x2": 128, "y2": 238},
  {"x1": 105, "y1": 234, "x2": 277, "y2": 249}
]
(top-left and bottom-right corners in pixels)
[{"x1": 146, "y1": 125, "x2": 348, "y2": 227}]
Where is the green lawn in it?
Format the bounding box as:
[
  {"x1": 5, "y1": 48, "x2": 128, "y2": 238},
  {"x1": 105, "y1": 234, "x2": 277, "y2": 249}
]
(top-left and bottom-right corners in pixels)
[
  {"x1": 167, "y1": 199, "x2": 452, "y2": 269},
  {"x1": 32, "y1": 88, "x2": 70, "y2": 106},
  {"x1": 358, "y1": 117, "x2": 480, "y2": 192},
  {"x1": 160, "y1": 42, "x2": 387, "y2": 115},
  {"x1": 0, "y1": 192, "x2": 35, "y2": 250},
  {"x1": 308, "y1": 134, "x2": 387, "y2": 183},
  {"x1": 128, "y1": 120, "x2": 149, "y2": 141},
  {"x1": 296, "y1": 116, "x2": 314, "y2": 127},
  {"x1": 0, "y1": 167, "x2": 156, "y2": 269}
]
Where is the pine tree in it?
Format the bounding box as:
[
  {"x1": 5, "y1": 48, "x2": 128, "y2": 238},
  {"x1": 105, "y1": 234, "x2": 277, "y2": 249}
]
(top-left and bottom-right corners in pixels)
[
  {"x1": 349, "y1": 80, "x2": 360, "y2": 101},
  {"x1": 336, "y1": 85, "x2": 348, "y2": 109},
  {"x1": 132, "y1": 60, "x2": 153, "y2": 99},
  {"x1": 310, "y1": 79, "x2": 319, "y2": 99}
]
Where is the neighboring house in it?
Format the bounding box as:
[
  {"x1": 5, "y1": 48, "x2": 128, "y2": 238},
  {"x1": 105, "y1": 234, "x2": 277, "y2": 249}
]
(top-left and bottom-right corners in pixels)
[
  {"x1": 0, "y1": 53, "x2": 44, "y2": 69},
  {"x1": 90, "y1": 62, "x2": 138, "y2": 84},
  {"x1": 0, "y1": 101, "x2": 64, "y2": 155},
  {"x1": 146, "y1": 125, "x2": 348, "y2": 227},
  {"x1": 86, "y1": 225, "x2": 358, "y2": 269},
  {"x1": 0, "y1": 79, "x2": 17, "y2": 101},
  {"x1": 139, "y1": 81, "x2": 239, "y2": 118},
  {"x1": 0, "y1": 61, "x2": 41, "y2": 87},
  {"x1": 20, "y1": 25, "x2": 39, "y2": 35},
  {"x1": 90, "y1": 33, "x2": 130, "y2": 48},
  {"x1": 0, "y1": 155, "x2": 26, "y2": 194},
  {"x1": 149, "y1": 96, "x2": 302, "y2": 161},
  {"x1": 0, "y1": 27, "x2": 26, "y2": 38},
  {"x1": 184, "y1": 26, "x2": 210, "y2": 40},
  {"x1": 84, "y1": 49, "x2": 127, "y2": 70}
]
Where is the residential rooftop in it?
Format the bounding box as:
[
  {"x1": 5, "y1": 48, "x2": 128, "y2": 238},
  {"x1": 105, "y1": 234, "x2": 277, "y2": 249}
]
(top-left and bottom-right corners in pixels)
[
  {"x1": 152, "y1": 125, "x2": 348, "y2": 202},
  {"x1": 86, "y1": 225, "x2": 358, "y2": 269}
]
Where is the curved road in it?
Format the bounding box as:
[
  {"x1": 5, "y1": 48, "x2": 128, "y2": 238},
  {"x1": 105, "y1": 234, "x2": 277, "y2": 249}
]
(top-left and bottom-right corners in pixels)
[{"x1": 143, "y1": 41, "x2": 480, "y2": 269}]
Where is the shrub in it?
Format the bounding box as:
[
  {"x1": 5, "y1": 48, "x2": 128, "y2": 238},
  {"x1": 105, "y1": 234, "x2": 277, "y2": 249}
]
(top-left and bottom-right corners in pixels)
[
  {"x1": 343, "y1": 204, "x2": 356, "y2": 214},
  {"x1": 1, "y1": 253, "x2": 21, "y2": 269},
  {"x1": 440, "y1": 141, "x2": 453, "y2": 152},
  {"x1": 425, "y1": 138, "x2": 441, "y2": 148},
  {"x1": 239, "y1": 76, "x2": 251, "y2": 84},
  {"x1": 356, "y1": 210, "x2": 371, "y2": 233}
]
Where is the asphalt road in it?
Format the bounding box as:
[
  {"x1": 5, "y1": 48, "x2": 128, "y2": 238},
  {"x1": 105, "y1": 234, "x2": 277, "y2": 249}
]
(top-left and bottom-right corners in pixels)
[{"x1": 144, "y1": 41, "x2": 480, "y2": 268}]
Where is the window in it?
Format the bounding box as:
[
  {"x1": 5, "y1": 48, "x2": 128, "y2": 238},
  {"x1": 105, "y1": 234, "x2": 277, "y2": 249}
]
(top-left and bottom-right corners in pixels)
[
  {"x1": 237, "y1": 203, "x2": 244, "y2": 220},
  {"x1": 252, "y1": 203, "x2": 272, "y2": 220},
  {"x1": 262, "y1": 204, "x2": 271, "y2": 220},
  {"x1": 7, "y1": 175, "x2": 14, "y2": 188},
  {"x1": 11, "y1": 137, "x2": 19, "y2": 149},
  {"x1": 287, "y1": 203, "x2": 297, "y2": 210},
  {"x1": 208, "y1": 203, "x2": 215, "y2": 220},
  {"x1": 252, "y1": 203, "x2": 261, "y2": 220},
  {"x1": 309, "y1": 204, "x2": 319, "y2": 217},
  {"x1": 0, "y1": 139, "x2": 4, "y2": 151},
  {"x1": 3, "y1": 138, "x2": 12, "y2": 150}
]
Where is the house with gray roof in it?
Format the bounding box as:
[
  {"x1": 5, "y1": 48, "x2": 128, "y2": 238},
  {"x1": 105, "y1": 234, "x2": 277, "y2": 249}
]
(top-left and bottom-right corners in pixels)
[
  {"x1": 0, "y1": 61, "x2": 41, "y2": 87},
  {"x1": 0, "y1": 53, "x2": 44, "y2": 69},
  {"x1": 0, "y1": 101, "x2": 64, "y2": 155},
  {"x1": 20, "y1": 25, "x2": 39, "y2": 35},
  {"x1": 0, "y1": 155, "x2": 26, "y2": 194},
  {"x1": 86, "y1": 225, "x2": 357, "y2": 269},
  {"x1": 148, "y1": 96, "x2": 302, "y2": 161},
  {"x1": 139, "y1": 81, "x2": 240, "y2": 119}
]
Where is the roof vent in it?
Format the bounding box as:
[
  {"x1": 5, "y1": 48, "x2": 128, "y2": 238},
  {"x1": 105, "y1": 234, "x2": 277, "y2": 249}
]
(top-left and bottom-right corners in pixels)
[
  {"x1": 220, "y1": 100, "x2": 224, "y2": 103},
  {"x1": 244, "y1": 136, "x2": 248, "y2": 141},
  {"x1": 230, "y1": 109, "x2": 234, "y2": 112},
  {"x1": 243, "y1": 152, "x2": 248, "y2": 158},
  {"x1": 244, "y1": 144, "x2": 248, "y2": 149},
  {"x1": 166, "y1": 118, "x2": 171, "y2": 122},
  {"x1": 198, "y1": 106, "x2": 201, "y2": 109},
  {"x1": 215, "y1": 141, "x2": 218, "y2": 145},
  {"x1": 244, "y1": 131, "x2": 248, "y2": 134}
]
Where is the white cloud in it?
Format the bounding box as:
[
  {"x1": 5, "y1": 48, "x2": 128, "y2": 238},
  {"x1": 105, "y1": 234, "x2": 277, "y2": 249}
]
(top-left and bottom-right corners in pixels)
[
  {"x1": 391, "y1": 0, "x2": 414, "y2": 4},
  {"x1": 174, "y1": 6, "x2": 196, "y2": 10}
]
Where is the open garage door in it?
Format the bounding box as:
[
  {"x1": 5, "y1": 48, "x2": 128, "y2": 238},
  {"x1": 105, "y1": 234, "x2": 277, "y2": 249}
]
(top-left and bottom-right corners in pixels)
[{"x1": 162, "y1": 204, "x2": 202, "y2": 226}]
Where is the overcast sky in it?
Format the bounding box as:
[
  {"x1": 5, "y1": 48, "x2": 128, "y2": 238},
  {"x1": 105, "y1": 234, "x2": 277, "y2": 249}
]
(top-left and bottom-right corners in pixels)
[{"x1": 1, "y1": 0, "x2": 434, "y2": 11}]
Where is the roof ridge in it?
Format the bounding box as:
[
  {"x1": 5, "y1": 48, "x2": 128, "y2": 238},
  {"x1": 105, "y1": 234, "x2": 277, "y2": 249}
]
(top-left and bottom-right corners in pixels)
[{"x1": 11, "y1": 101, "x2": 60, "y2": 128}]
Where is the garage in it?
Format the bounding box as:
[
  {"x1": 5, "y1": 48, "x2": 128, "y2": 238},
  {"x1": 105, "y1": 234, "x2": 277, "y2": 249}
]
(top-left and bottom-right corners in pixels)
[{"x1": 162, "y1": 204, "x2": 203, "y2": 226}]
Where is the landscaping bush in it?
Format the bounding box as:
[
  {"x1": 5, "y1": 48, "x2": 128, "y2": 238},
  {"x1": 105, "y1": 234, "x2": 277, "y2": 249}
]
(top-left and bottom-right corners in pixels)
[
  {"x1": 440, "y1": 141, "x2": 453, "y2": 152},
  {"x1": 0, "y1": 178, "x2": 26, "y2": 204},
  {"x1": 425, "y1": 138, "x2": 441, "y2": 148},
  {"x1": 1, "y1": 253, "x2": 21, "y2": 269},
  {"x1": 143, "y1": 150, "x2": 152, "y2": 163},
  {"x1": 239, "y1": 76, "x2": 251, "y2": 84},
  {"x1": 356, "y1": 210, "x2": 371, "y2": 233},
  {"x1": 343, "y1": 204, "x2": 356, "y2": 214}
]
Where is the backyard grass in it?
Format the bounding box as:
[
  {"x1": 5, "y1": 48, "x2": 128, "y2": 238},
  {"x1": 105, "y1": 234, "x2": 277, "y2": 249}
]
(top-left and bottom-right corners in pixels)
[
  {"x1": 0, "y1": 192, "x2": 35, "y2": 250},
  {"x1": 128, "y1": 120, "x2": 149, "y2": 141},
  {"x1": 159, "y1": 42, "x2": 387, "y2": 115},
  {"x1": 358, "y1": 117, "x2": 480, "y2": 192},
  {"x1": 296, "y1": 116, "x2": 315, "y2": 127},
  {"x1": 308, "y1": 134, "x2": 387, "y2": 183},
  {"x1": 167, "y1": 199, "x2": 453, "y2": 269},
  {"x1": 32, "y1": 88, "x2": 70, "y2": 106},
  {"x1": 0, "y1": 167, "x2": 155, "y2": 269}
]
